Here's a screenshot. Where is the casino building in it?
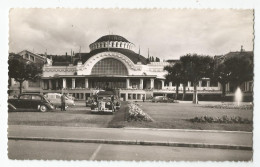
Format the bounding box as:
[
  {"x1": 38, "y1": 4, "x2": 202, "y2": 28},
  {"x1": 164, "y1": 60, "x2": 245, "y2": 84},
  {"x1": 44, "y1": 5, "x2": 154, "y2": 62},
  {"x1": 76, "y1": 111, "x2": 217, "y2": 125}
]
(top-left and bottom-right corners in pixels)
[
  {"x1": 39, "y1": 34, "x2": 223, "y2": 101},
  {"x1": 9, "y1": 35, "x2": 253, "y2": 101}
]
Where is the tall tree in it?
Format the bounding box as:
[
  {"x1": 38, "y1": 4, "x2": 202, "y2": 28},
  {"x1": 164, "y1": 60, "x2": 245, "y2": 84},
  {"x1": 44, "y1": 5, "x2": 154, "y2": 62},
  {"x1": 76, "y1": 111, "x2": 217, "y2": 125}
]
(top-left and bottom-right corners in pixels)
[
  {"x1": 180, "y1": 54, "x2": 214, "y2": 104},
  {"x1": 8, "y1": 55, "x2": 43, "y2": 94},
  {"x1": 212, "y1": 62, "x2": 230, "y2": 99},
  {"x1": 164, "y1": 62, "x2": 183, "y2": 100},
  {"x1": 213, "y1": 54, "x2": 253, "y2": 97},
  {"x1": 224, "y1": 55, "x2": 253, "y2": 90}
]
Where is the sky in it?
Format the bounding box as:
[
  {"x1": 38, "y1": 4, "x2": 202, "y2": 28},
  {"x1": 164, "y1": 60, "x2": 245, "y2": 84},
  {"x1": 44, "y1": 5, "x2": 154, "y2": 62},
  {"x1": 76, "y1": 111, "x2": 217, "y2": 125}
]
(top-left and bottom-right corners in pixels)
[{"x1": 9, "y1": 9, "x2": 254, "y2": 60}]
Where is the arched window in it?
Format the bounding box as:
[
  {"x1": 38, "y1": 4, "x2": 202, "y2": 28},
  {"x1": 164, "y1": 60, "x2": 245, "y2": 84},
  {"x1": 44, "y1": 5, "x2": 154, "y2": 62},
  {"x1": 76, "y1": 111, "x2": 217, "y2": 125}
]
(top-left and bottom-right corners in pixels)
[{"x1": 91, "y1": 58, "x2": 128, "y2": 75}]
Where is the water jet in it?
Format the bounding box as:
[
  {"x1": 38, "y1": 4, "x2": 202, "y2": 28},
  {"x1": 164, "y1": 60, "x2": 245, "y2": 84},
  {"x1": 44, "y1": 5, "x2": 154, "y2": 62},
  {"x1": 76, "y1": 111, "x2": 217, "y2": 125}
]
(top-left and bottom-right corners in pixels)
[{"x1": 234, "y1": 87, "x2": 243, "y2": 106}]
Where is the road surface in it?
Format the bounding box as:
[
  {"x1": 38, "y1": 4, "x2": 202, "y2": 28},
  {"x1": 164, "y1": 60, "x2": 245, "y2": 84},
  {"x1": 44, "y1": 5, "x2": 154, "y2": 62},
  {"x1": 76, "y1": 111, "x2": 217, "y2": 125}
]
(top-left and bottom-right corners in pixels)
[
  {"x1": 8, "y1": 140, "x2": 252, "y2": 161},
  {"x1": 8, "y1": 125, "x2": 253, "y2": 147}
]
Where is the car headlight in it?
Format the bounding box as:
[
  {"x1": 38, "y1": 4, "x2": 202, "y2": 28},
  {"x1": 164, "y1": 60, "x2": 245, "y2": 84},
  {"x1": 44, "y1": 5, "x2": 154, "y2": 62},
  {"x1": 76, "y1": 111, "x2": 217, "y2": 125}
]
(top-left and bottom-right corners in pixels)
[
  {"x1": 107, "y1": 102, "x2": 111, "y2": 105},
  {"x1": 93, "y1": 102, "x2": 97, "y2": 105}
]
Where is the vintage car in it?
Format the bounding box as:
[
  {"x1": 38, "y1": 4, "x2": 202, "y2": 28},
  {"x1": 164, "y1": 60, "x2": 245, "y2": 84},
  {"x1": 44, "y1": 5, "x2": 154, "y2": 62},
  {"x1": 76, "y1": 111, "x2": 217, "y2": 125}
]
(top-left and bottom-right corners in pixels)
[
  {"x1": 90, "y1": 91, "x2": 120, "y2": 114},
  {"x1": 151, "y1": 96, "x2": 175, "y2": 103},
  {"x1": 8, "y1": 94, "x2": 55, "y2": 112},
  {"x1": 44, "y1": 93, "x2": 75, "y2": 108}
]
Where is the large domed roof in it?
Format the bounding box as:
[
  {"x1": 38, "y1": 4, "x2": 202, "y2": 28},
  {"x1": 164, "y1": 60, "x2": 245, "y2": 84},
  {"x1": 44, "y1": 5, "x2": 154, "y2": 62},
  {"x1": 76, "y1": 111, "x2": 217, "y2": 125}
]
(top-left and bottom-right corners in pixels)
[{"x1": 95, "y1": 35, "x2": 130, "y2": 43}]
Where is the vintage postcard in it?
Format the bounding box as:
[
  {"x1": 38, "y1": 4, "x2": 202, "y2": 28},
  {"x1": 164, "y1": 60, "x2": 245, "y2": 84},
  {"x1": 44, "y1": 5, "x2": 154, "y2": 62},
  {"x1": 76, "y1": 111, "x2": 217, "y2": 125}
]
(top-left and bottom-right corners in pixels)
[{"x1": 5, "y1": 7, "x2": 255, "y2": 165}]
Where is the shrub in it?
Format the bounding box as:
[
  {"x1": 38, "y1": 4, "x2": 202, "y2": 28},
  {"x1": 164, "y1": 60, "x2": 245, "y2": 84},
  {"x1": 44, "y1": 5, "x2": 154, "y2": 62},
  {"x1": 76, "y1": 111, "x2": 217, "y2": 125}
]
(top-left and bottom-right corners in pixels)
[
  {"x1": 189, "y1": 115, "x2": 252, "y2": 124},
  {"x1": 203, "y1": 104, "x2": 253, "y2": 110},
  {"x1": 126, "y1": 102, "x2": 152, "y2": 122}
]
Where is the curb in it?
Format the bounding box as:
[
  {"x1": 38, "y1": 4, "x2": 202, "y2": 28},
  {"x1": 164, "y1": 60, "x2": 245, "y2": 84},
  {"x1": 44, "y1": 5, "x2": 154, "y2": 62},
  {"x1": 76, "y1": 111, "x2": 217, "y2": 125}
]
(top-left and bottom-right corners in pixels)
[{"x1": 8, "y1": 136, "x2": 252, "y2": 151}]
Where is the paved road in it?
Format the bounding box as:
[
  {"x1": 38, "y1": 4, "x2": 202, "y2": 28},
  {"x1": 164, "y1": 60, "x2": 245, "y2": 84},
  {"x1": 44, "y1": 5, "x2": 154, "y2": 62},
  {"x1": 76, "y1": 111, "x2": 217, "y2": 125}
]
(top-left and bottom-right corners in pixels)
[
  {"x1": 8, "y1": 140, "x2": 252, "y2": 161},
  {"x1": 8, "y1": 125, "x2": 252, "y2": 146}
]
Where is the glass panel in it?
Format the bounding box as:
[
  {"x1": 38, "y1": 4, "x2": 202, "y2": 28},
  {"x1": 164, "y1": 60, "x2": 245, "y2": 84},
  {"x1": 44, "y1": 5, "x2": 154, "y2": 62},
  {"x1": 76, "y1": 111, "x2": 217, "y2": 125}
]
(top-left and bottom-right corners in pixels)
[
  {"x1": 32, "y1": 95, "x2": 41, "y2": 100},
  {"x1": 20, "y1": 95, "x2": 31, "y2": 99},
  {"x1": 91, "y1": 58, "x2": 128, "y2": 75}
]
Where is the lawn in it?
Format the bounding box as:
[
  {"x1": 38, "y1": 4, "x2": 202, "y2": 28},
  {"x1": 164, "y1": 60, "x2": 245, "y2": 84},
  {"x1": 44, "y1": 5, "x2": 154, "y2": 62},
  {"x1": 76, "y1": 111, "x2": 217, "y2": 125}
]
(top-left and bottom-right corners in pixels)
[
  {"x1": 107, "y1": 102, "x2": 253, "y2": 132},
  {"x1": 9, "y1": 101, "x2": 253, "y2": 131},
  {"x1": 8, "y1": 105, "x2": 114, "y2": 128}
]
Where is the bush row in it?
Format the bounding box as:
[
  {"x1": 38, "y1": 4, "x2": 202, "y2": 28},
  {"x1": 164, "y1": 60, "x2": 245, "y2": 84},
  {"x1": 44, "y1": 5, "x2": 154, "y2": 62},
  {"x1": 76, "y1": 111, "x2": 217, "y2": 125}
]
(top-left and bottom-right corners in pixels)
[
  {"x1": 126, "y1": 103, "x2": 152, "y2": 122},
  {"x1": 203, "y1": 104, "x2": 253, "y2": 110},
  {"x1": 189, "y1": 115, "x2": 252, "y2": 124}
]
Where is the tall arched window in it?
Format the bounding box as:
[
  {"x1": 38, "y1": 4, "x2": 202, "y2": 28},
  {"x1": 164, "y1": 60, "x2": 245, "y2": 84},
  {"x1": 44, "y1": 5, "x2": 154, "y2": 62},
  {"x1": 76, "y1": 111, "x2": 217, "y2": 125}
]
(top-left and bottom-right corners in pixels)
[{"x1": 91, "y1": 58, "x2": 128, "y2": 75}]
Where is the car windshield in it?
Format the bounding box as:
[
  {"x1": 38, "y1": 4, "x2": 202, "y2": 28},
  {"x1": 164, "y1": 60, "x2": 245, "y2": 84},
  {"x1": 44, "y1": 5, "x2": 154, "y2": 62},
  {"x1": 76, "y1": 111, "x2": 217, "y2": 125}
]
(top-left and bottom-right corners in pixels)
[{"x1": 98, "y1": 96, "x2": 111, "y2": 101}]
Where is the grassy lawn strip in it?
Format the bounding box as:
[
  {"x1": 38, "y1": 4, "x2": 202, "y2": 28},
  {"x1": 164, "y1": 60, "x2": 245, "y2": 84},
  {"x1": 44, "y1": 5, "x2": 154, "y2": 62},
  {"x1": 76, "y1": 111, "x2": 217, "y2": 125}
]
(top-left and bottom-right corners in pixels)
[{"x1": 108, "y1": 102, "x2": 253, "y2": 132}]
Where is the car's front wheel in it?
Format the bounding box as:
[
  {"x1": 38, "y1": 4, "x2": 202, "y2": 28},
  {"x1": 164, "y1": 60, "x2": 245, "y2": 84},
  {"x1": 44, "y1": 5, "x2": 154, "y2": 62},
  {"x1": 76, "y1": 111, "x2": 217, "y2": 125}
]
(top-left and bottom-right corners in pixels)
[{"x1": 39, "y1": 105, "x2": 47, "y2": 112}]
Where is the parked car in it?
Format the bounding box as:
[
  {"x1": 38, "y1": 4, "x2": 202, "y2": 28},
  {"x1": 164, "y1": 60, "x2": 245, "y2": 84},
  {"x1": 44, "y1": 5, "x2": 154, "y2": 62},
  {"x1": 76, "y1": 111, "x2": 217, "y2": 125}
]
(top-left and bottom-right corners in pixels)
[
  {"x1": 65, "y1": 93, "x2": 75, "y2": 100},
  {"x1": 8, "y1": 94, "x2": 55, "y2": 112},
  {"x1": 90, "y1": 91, "x2": 120, "y2": 114},
  {"x1": 44, "y1": 93, "x2": 75, "y2": 108},
  {"x1": 151, "y1": 96, "x2": 174, "y2": 103}
]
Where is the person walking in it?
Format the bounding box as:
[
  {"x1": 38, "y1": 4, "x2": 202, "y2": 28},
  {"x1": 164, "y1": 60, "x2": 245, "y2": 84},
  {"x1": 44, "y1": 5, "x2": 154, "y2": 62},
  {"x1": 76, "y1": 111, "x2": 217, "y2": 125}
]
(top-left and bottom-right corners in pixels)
[
  {"x1": 61, "y1": 93, "x2": 66, "y2": 111},
  {"x1": 142, "y1": 95, "x2": 145, "y2": 102}
]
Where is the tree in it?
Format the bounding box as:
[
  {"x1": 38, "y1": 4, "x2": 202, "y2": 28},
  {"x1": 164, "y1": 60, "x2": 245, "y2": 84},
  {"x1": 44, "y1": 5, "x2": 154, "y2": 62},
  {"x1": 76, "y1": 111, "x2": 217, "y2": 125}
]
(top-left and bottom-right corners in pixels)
[
  {"x1": 224, "y1": 55, "x2": 253, "y2": 90},
  {"x1": 164, "y1": 62, "x2": 183, "y2": 100},
  {"x1": 213, "y1": 54, "x2": 253, "y2": 98},
  {"x1": 212, "y1": 63, "x2": 230, "y2": 99},
  {"x1": 8, "y1": 55, "x2": 43, "y2": 94},
  {"x1": 180, "y1": 54, "x2": 214, "y2": 104}
]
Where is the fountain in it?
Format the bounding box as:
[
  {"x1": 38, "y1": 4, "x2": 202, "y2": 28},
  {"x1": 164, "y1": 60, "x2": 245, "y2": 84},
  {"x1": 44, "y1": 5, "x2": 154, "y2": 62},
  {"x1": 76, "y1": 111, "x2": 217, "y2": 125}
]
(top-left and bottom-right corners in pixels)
[{"x1": 234, "y1": 87, "x2": 243, "y2": 106}]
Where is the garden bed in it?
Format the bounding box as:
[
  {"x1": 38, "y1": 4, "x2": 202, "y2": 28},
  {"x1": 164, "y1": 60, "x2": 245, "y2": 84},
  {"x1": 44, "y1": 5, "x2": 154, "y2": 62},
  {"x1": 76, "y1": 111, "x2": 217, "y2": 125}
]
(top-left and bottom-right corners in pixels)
[
  {"x1": 202, "y1": 103, "x2": 253, "y2": 110},
  {"x1": 189, "y1": 115, "x2": 252, "y2": 124},
  {"x1": 108, "y1": 102, "x2": 253, "y2": 131}
]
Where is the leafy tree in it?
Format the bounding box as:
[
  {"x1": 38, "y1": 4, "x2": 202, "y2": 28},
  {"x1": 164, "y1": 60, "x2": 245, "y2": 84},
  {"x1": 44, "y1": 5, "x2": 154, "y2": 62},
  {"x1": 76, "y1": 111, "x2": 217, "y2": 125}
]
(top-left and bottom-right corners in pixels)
[
  {"x1": 224, "y1": 55, "x2": 253, "y2": 90},
  {"x1": 180, "y1": 54, "x2": 214, "y2": 104},
  {"x1": 8, "y1": 55, "x2": 43, "y2": 94},
  {"x1": 164, "y1": 62, "x2": 183, "y2": 100},
  {"x1": 212, "y1": 62, "x2": 230, "y2": 98},
  {"x1": 213, "y1": 54, "x2": 253, "y2": 98},
  {"x1": 181, "y1": 69, "x2": 189, "y2": 101}
]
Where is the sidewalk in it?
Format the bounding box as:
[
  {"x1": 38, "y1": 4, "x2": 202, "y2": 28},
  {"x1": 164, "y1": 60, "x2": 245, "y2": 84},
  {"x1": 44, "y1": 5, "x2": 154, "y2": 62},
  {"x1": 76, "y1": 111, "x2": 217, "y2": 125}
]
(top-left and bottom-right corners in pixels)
[{"x1": 8, "y1": 125, "x2": 252, "y2": 150}]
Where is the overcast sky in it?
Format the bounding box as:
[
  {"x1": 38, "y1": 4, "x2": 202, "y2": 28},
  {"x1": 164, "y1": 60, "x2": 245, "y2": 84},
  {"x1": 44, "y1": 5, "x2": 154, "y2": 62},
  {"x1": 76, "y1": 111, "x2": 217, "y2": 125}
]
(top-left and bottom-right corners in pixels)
[{"x1": 9, "y1": 9, "x2": 254, "y2": 60}]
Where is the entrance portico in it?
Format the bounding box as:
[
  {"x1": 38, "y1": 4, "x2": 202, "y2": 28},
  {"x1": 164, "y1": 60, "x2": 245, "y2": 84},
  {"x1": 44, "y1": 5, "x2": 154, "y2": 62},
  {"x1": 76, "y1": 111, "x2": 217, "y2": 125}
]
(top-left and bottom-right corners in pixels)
[{"x1": 42, "y1": 75, "x2": 159, "y2": 91}]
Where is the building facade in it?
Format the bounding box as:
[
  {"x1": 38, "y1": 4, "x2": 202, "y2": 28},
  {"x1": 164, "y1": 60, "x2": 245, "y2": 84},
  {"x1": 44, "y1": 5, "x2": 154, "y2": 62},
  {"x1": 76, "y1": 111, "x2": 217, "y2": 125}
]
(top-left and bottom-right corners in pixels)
[
  {"x1": 40, "y1": 35, "x2": 223, "y2": 101},
  {"x1": 9, "y1": 35, "x2": 253, "y2": 101}
]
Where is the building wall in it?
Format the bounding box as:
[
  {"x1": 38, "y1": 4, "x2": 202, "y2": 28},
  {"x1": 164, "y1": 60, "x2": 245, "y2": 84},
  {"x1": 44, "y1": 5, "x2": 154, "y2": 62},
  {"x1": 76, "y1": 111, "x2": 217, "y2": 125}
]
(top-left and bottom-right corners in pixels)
[{"x1": 18, "y1": 50, "x2": 46, "y2": 65}]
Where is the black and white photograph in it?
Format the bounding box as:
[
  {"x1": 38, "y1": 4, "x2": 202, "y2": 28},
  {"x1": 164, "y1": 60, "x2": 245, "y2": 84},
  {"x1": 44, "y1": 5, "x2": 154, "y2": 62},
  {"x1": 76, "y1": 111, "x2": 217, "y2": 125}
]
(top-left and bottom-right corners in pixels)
[{"x1": 4, "y1": 6, "x2": 256, "y2": 163}]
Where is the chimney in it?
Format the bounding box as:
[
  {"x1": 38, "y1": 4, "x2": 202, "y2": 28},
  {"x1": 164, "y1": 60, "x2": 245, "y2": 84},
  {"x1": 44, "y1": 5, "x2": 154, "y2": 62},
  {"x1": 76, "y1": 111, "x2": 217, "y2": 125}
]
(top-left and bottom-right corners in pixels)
[{"x1": 240, "y1": 45, "x2": 244, "y2": 52}]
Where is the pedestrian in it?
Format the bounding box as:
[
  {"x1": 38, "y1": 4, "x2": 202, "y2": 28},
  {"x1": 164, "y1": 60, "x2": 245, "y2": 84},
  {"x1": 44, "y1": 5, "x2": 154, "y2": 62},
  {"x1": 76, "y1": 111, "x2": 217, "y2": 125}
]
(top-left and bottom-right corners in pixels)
[
  {"x1": 142, "y1": 95, "x2": 145, "y2": 102},
  {"x1": 61, "y1": 93, "x2": 66, "y2": 111},
  {"x1": 111, "y1": 95, "x2": 114, "y2": 102}
]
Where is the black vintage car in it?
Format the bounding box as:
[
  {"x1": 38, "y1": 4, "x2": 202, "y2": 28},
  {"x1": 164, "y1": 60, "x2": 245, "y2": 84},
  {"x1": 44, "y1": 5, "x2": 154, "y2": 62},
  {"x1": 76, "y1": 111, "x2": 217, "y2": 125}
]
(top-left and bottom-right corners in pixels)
[
  {"x1": 8, "y1": 94, "x2": 55, "y2": 112},
  {"x1": 90, "y1": 91, "x2": 120, "y2": 114}
]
